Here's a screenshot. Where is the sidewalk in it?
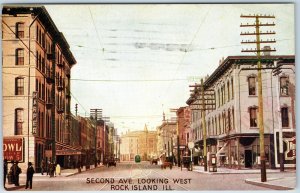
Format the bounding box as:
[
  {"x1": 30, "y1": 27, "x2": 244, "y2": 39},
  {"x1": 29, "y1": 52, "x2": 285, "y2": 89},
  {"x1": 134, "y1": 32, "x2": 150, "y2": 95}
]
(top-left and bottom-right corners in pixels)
[
  {"x1": 192, "y1": 165, "x2": 293, "y2": 175},
  {"x1": 245, "y1": 177, "x2": 296, "y2": 190},
  {"x1": 4, "y1": 164, "x2": 103, "y2": 191},
  {"x1": 190, "y1": 165, "x2": 296, "y2": 190}
]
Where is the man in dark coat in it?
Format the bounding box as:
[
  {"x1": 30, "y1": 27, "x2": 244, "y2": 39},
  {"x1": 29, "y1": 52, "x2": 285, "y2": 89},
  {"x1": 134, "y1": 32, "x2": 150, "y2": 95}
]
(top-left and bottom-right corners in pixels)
[
  {"x1": 25, "y1": 162, "x2": 35, "y2": 189},
  {"x1": 3, "y1": 159, "x2": 8, "y2": 188},
  {"x1": 11, "y1": 161, "x2": 21, "y2": 186},
  {"x1": 41, "y1": 159, "x2": 45, "y2": 175}
]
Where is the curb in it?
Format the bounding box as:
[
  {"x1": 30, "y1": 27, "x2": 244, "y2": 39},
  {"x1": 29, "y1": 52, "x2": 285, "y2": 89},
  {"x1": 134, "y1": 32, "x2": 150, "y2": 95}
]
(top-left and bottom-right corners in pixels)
[
  {"x1": 245, "y1": 179, "x2": 294, "y2": 190},
  {"x1": 65, "y1": 166, "x2": 104, "y2": 177},
  {"x1": 4, "y1": 185, "x2": 26, "y2": 191}
]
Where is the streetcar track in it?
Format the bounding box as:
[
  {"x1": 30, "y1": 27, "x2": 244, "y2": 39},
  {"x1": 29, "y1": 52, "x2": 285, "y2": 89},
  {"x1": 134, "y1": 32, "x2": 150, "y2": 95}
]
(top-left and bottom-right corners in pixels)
[
  {"x1": 152, "y1": 167, "x2": 190, "y2": 191},
  {"x1": 98, "y1": 163, "x2": 134, "y2": 191}
]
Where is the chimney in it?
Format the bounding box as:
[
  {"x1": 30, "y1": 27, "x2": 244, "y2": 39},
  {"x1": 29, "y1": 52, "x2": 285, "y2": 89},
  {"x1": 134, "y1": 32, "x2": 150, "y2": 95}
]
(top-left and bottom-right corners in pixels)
[{"x1": 262, "y1": 46, "x2": 271, "y2": 56}]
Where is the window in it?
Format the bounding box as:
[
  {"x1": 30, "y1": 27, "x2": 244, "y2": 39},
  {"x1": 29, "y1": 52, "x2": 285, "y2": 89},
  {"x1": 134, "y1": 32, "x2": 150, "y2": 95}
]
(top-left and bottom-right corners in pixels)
[
  {"x1": 215, "y1": 117, "x2": 218, "y2": 135},
  {"x1": 218, "y1": 89, "x2": 220, "y2": 107},
  {"x1": 218, "y1": 115, "x2": 221, "y2": 135},
  {"x1": 231, "y1": 78, "x2": 234, "y2": 99},
  {"x1": 281, "y1": 107, "x2": 289, "y2": 127},
  {"x1": 16, "y1": 49, "x2": 24, "y2": 65},
  {"x1": 221, "y1": 87, "x2": 224, "y2": 105},
  {"x1": 280, "y1": 77, "x2": 289, "y2": 96},
  {"x1": 228, "y1": 109, "x2": 231, "y2": 131},
  {"x1": 15, "y1": 108, "x2": 24, "y2": 135},
  {"x1": 227, "y1": 81, "x2": 230, "y2": 102},
  {"x1": 249, "y1": 107, "x2": 257, "y2": 127},
  {"x1": 15, "y1": 77, "x2": 24, "y2": 95},
  {"x1": 16, "y1": 22, "x2": 24, "y2": 38},
  {"x1": 36, "y1": 26, "x2": 39, "y2": 41},
  {"x1": 248, "y1": 77, "x2": 256, "y2": 95},
  {"x1": 232, "y1": 108, "x2": 235, "y2": 129}
]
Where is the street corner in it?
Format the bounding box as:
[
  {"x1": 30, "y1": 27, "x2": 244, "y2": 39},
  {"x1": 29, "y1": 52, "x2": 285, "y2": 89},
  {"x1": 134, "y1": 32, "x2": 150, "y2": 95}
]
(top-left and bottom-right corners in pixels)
[{"x1": 245, "y1": 177, "x2": 296, "y2": 190}]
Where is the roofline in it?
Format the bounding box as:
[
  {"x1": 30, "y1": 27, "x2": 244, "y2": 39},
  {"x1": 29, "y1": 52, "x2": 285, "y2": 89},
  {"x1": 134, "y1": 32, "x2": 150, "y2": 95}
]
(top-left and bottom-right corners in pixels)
[
  {"x1": 186, "y1": 55, "x2": 295, "y2": 105},
  {"x1": 2, "y1": 6, "x2": 77, "y2": 66}
]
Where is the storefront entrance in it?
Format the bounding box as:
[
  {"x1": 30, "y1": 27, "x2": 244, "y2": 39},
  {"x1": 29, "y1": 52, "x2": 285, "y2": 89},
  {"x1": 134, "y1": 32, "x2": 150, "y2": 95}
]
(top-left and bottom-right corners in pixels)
[{"x1": 245, "y1": 150, "x2": 252, "y2": 168}]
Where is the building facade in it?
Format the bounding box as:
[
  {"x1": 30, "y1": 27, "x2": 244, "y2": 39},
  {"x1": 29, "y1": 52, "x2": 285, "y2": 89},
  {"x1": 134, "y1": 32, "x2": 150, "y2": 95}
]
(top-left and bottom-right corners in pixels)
[
  {"x1": 187, "y1": 55, "x2": 295, "y2": 169},
  {"x1": 120, "y1": 125, "x2": 157, "y2": 161},
  {"x1": 2, "y1": 6, "x2": 76, "y2": 171},
  {"x1": 156, "y1": 120, "x2": 177, "y2": 161}
]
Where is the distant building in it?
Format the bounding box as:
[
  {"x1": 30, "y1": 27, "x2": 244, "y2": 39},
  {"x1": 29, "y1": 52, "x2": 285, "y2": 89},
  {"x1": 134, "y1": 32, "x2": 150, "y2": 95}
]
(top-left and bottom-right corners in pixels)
[
  {"x1": 187, "y1": 55, "x2": 295, "y2": 169},
  {"x1": 156, "y1": 118, "x2": 177, "y2": 160},
  {"x1": 120, "y1": 125, "x2": 157, "y2": 161}
]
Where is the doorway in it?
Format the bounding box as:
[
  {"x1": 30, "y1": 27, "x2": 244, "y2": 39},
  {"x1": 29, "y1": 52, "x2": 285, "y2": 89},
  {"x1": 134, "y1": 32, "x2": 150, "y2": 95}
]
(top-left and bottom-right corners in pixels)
[{"x1": 245, "y1": 150, "x2": 252, "y2": 168}]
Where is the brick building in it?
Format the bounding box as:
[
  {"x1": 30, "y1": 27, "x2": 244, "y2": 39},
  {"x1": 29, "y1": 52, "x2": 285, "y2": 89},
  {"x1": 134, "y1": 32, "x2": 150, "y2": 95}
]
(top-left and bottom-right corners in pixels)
[{"x1": 2, "y1": 6, "x2": 76, "y2": 171}]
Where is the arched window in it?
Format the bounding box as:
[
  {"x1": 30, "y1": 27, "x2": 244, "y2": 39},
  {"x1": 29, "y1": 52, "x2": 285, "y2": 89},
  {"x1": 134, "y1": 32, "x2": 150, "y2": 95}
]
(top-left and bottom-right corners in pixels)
[
  {"x1": 249, "y1": 107, "x2": 258, "y2": 127},
  {"x1": 280, "y1": 76, "x2": 289, "y2": 96},
  {"x1": 248, "y1": 76, "x2": 256, "y2": 96}
]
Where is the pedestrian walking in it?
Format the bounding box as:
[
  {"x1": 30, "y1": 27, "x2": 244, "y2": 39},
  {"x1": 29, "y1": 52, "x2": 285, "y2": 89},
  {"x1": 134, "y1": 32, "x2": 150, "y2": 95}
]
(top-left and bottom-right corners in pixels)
[
  {"x1": 49, "y1": 162, "x2": 55, "y2": 178},
  {"x1": 9, "y1": 160, "x2": 15, "y2": 184},
  {"x1": 55, "y1": 163, "x2": 61, "y2": 176},
  {"x1": 3, "y1": 159, "x2": 8, "y2": 188},
  {"x1": 46, "y1": 161, "x2": 50, "y2": 176},
  {"x1": 25, "y1": 162, "x2": 35, "y2": 189},
  {"x1": 41, "y1": 159, "x2": 45, "y2": 175},
  {"x1": 11, "y1": 161, "x2": 21, "y2": 186}
]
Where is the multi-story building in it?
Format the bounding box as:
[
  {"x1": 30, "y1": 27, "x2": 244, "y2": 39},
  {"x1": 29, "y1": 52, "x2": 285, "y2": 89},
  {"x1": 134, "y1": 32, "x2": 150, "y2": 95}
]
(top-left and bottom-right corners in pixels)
[
  {"x1": 113, "y1": 132, "x2": 121, "y2": 160},
  {"x1": 176, "y1": 107, "x2": 192, "y2": 147},
  {"x1": 120, "y1": 125, "x2": 157, "y2": 161},
  {"x1": 187, "y1": 54, "x2": 295, "y2": 169},
  {"x1": 2, "y1": 6, "x2": 76, "y2": 171},
  {"x1": 156, "y1": 119, "x2": 177, "y2": 161}
]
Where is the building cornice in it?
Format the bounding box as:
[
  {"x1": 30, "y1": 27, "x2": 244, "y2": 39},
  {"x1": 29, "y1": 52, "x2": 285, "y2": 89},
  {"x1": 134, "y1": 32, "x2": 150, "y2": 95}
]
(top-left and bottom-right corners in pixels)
[
  {"x1": 2, "y1": 6, "x2": 77, "y2": 66},
  {"x1": 186, "y1": 55, "x2": 295, "y2": 105}
]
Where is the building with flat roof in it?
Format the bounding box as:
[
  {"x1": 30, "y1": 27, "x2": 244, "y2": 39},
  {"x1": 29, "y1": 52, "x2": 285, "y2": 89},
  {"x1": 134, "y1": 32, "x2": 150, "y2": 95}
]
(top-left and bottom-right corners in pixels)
[
  {"x1": 187, "y1": 55, "x2": 295, "y2": 169},
  {"x1": 2, "y1": 6, "x2": 76, "y2": 171}
]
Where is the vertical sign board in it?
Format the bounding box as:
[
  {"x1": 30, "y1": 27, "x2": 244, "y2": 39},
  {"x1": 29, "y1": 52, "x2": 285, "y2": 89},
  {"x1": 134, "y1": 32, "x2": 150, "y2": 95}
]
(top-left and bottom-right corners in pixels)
[
  {"x1": 32, "y1": 91, "x2": 38, "y2": 134},
  {"x1": 276, "y1": 132, "x2": 296, "y2": 164},
  {"x1": 3, "y1": 137, "x2": 24, "y2": 162}
]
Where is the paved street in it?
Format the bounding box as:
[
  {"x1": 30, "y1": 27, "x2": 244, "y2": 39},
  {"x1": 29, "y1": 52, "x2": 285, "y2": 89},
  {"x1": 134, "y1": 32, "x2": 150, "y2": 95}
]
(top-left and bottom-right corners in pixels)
[{"x1": 8, "y1": 162, "x2": 295, "y2": 191}]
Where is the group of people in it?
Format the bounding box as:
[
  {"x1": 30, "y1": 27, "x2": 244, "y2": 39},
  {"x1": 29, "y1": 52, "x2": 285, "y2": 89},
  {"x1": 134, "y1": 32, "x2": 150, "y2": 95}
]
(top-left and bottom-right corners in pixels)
[
  {"x1": 44, "y1": 160, "x2": 61, "y2": 177},
  {"x1": 3, "y1": 159, "x2": 35, "y2": 189}
]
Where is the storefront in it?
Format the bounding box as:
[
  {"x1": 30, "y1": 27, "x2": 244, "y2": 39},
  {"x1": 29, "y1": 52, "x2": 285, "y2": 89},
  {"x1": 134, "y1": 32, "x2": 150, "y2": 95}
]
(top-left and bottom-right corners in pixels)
[{"x1": 217, "y1": 134, "x2": 275, "y2": 169}]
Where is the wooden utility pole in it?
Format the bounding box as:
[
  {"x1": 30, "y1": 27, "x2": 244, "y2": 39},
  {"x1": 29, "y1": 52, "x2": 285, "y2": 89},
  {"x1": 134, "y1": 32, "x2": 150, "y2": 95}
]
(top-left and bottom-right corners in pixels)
[
  {"x1": 241, "y1": 14, "x2": 276, "y2": 182},
  {"x1": 189, "y1": 80, "x2": 215, "y2": 172},
  {"x1": 201, "y1": 79, "x2": 207, "y2": 172},
  {"x1": 90, "y1": 108, "x2": 102, "y2": 167}
]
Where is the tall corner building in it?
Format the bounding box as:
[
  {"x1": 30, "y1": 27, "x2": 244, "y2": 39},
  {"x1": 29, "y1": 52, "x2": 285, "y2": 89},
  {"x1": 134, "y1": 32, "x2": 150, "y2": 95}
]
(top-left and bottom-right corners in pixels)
[{"x1": 2, "y1": 6, "x2": 76, "y2": 171}]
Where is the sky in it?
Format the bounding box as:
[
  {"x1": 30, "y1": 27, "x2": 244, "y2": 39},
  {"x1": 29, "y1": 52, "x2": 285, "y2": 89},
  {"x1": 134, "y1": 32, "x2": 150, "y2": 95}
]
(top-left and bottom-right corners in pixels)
[{"x1": 45, "y1": 4, "x2": 295, "y2": 133}]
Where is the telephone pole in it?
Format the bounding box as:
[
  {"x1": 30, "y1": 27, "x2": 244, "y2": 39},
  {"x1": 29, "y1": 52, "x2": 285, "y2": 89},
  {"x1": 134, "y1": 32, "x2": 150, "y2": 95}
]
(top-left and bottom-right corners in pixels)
[
  {"x1": 170, "y1": 108, "x2": 181, "y2": 167},
  {"x1": 241, "y1": 14, "x2": 276, "y2": 182},
  {"x1": 189, "y1": 79, "x2": 216, "y2": 172},
  {"x1": 90, "y1": 108, "x2": 102, "y2": 167}
]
